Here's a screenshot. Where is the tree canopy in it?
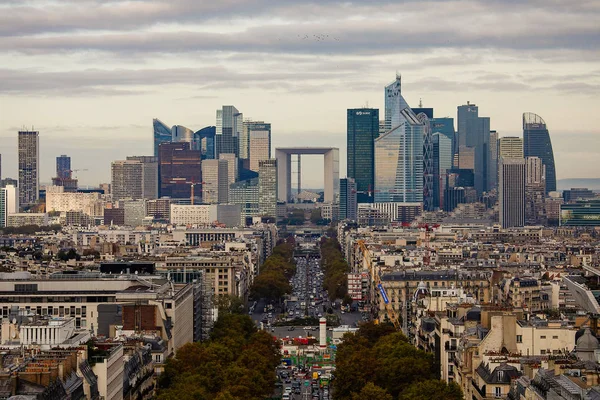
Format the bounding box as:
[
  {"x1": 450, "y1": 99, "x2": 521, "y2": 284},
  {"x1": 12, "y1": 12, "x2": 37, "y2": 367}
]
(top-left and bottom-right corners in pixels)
[
  {"x1": 320, "y1": 237, "x2": 349, "y2": 300},
  {"x1": 157, "y1": 313, "x2": 280, "y2": 400},
  {"x1": 250, "y1": 242, "x2": 296, "y2": 302},
  {"x1": 334, "y1": 322, "x2": 463, "y2": 400}
]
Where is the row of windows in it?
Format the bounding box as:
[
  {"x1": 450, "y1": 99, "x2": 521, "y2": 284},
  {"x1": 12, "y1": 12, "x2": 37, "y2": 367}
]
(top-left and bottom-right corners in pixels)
[{"x1": 516, "y1": 334, "x2": 559, "y2": 343}]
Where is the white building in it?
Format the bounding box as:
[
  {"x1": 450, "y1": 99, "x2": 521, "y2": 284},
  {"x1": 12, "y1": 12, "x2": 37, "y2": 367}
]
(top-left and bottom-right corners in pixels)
[
  {"x1": 248, "y1": 123, "x2": 271, "y2": 172},
  {"x1": 7, "y1": 213, "x2": 48, "y2": 227},
  {"x1": 0, "y1": 184, "x2": 18, "y2": 227},
  {"x1": 202, "y1": 159, "x2": 229, "y2": 204},
  {"x1": 219, "y1": 153, "x2": 238, "y2": 185},
  {"x1": 170, "y1": 204, "x2": 242, "y2": 227},
  {"x1": 46, "y1": 186, "x2": 103, "y2": 217}
]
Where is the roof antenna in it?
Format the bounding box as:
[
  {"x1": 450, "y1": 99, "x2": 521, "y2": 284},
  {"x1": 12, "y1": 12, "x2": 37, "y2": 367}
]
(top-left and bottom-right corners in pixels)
[{"x1": 419, "y1": 98, "x2": 423, "y2": 108}]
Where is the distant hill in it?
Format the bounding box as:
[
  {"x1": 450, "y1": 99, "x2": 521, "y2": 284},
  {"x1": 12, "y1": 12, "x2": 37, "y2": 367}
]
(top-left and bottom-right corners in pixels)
[{"x1": 558, "y1": 179, "x2": 600, "y2": 192}]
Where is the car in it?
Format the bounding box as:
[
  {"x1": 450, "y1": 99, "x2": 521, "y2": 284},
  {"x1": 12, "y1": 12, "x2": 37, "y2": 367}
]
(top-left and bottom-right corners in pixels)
[
  {"x1": 282, "y1": 394, "x2": 290, "y2": 400},
  {"x1": 288, "y1": 326, "x2": 295, "y2": 331}
]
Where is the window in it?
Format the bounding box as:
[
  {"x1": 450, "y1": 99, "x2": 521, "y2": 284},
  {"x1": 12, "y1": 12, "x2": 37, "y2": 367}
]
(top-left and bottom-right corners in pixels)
[
  {"x1": 495, "y1": 387, "x2": 501, "y2": 397},
  {"x1": 540, "y1": 335, "x2": 546, "y2": 339},
  {"x1": 553, "y1": 335, "x2": 558, "y2": 339},
  {"x1": 541, "y1": 350, "x2": 546, "y2": 355},
  {"x1": 516, "y1": 335, "x2": 522, "y2": 343}
]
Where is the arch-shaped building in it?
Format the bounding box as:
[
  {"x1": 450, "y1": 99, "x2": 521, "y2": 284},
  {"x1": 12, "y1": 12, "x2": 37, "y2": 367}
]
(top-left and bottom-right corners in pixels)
[{"x1": 523, "y1": 112, "x2": 556, "y2": 193}]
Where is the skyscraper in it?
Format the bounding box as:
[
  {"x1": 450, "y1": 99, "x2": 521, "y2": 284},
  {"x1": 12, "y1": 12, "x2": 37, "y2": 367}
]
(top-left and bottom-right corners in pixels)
[
  {"x1": 126, "y1": 156, "x2": 159, "y2": 200},
  {"x1": 196, "y1": 126, "x2": 216, "y2": 160},
  {"x1": 18, "y1": 130, "x2": 39, "y2": 208},
  {"x1": 347, "y1": 108, "x2": 379, "y2": 203},
  {"x1": 247, "y1": 122, "x2": 272, "y2": 172},
  {"x1": 339, "y1": 178, "x2": 358, "y2": 221},
  {"x1": 0, "y1": 184, "x2": 18, "y2": 227},
  {"x1": 111, "y1": 160, "x2": 144, "y2": 201},
  {"x1": 487, "y1": 131, "x2": 498, "y2": 191},
  {"x1": 172, "y1": 125, "x2": 197, "y2": 149},
  {"x1": 384, "y1": 74, "x2": 410, "y2": 131},
  {"x1": 153, "y1": 118, "x2": 172, "y2": 157},
  {"x1": 56, "y1": 155, "x2": 71, "y2": 180},
  {"x1": 523, "y1": 112, "x2": 556, "y2": 193},
  {"x1": 158, "y1": 142, "x2": 202, "y2": 200},
  {"x1": 498, "y1": 137, "x2": 524, "y2": 159},
  {"x1": 258, "y1": 159, "x2": 277, "y2": 217},
  {"x1": 457, "y1": 102, "x2": 478, "y2": 150},
  {"x1": 219, "y1": 153, "x2": 238, "y2": 185},
  {"x1": 430, "y1": 117, "x2": 455, "y2": 158},
  {"x1": 525, "y1": 156, "x2": 547, "y2": 225},
  {"x1": 375, "y1": 109, "x2": 424, "y2": 203},
  {"x1": 417, "y1": 112, "x2": 434, "y2": 211},
  {"x1": 499, "y1": 157, "x2": 525, "y2": 228},
  {"x1": 432, "y1": 133, "x2": 452, "y2": 209},
  {"x1": 215, "y1": 106, "x2": 242, "y2": 157},
  {"x1": 201, "y1": 159, "x2": 229, "y2": 204},
  {"x1": 466, "y1": 116, "x2": 490, "y2": 194}
]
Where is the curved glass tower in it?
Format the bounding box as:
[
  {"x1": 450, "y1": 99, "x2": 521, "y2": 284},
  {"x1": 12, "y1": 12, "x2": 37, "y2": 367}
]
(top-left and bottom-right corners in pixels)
[
  {"x1": 153, "y1": 118, "x2": 172, "y2": 157},
  {"x1": 523, "y1": 113, "x2": 556, "y2": 193}
]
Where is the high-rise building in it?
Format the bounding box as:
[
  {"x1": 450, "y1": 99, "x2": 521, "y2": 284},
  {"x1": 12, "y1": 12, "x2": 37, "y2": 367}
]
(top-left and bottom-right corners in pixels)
[
  {"x1": 417, "y1": 112, "x2": 434, "y2": 211},
  {"x1": 126, "y1": 156, "x2": 159, "y2": 200},
  {"x1": 498, "y1": 136, "x2": 524, "y2": 159},
  {"x1": 18, "y1": 130, "x2": 39, "y2": 208},
  {"x1": 247, "y1": 122, "x2": 272, "y2": 172},
  {"x1": 432, "y1": 133, "x2": 452, "y2": 209},
  {"x1": 458, "y1": 146, "x2": 475, "y2": 170},
  {"x1": 56, "y1": 155, "x2": 71, "y2": 180},
  {"x1": 146, "y1": 198, "x2": 171, "y2": 221},
  {"x1": 525, "y1": 156, "x2": 547, "y2": 225},
  {"x1": 499, "y1": 157, "x2": 525, "y2": 228},
  {"x1": 384, "y1": 74, "x2": 410, "y2": 131},
  {"x1": 172, "y1": 125, "x2": 197, "y2": 149},
  {"x1": 466, "y1": 116, "x2": 490, "y2": 194},
  {"x1": 111, "y1": 160, "x2": 143, "y2": 201},
  {"x1": 563, "y1": 188, "x2": 595, "y2": 203},
  {"x1": 219, "y1": 153, "x2": 238, "y2": 185},
  {"x1": 258, "y1": 159, "x2": 277, "y2": 217},
  {"x1": 153, "y1": 118, "x2": 172, "y2": 157},
  {"x1": 229, "y1": 178, "x2": 259, "y2": 220},
  {"x1": 347, "y1": 108, "x2": 379, "y2": 203},
  {"x1": 487, "y1": 131, "x2": 498, "y2": 191},
  {"x1": 523, "y1": 112, "x2": 556, "y2": 193},
  {"x1": 0, "y1": 184, "x2": 18, "y2": 227},
  {"x1": 457, "y1": 102, "x2": 478, "y2": 150},
  {"x1": 215, "y1": 106, "x2": 242, "y2": 157},
  {"x1": 430, "y1": 117, "x2": 455, "y2": 157},
  {"x1": 201, "y1": 159, "x2": 229, "y2": 204},
  {"x1": 158, "y1": 142, "x2": 202, "y2": 200},
  {"x1": 339, "y1": 178, "x2": 358, "y2": 221},
  {"x1": 374, "y1": 109, "x2": 424, "y2": 203},
  {"x1": 196, "y1": 126, "x2": 216, "y2": 160}
]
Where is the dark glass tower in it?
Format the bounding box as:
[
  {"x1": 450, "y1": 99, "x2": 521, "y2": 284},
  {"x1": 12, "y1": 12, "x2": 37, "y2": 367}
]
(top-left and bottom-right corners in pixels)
[
  {"x1": 56, "y1": 155, "x2": 71, "y2": 180},
  {"x1": 347, "y1": 108, "x2": 379, "y2": 203},
  {"x1": 523, "y1": 112, "x2": 556, "y2": 193},
  {"x1": 153, "y1": 118, "x2": 173, "y2": 157},
  {"x1": 196, "y1": 126, "x2": 216, "y2": 160},
  {"x1": 158, "y1": 142, "x2": 202, "y2": 199}
]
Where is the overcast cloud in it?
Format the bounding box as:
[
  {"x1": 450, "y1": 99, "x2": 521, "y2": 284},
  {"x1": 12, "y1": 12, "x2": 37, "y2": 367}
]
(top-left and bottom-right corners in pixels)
[{"x1": 0, "y1": 0, "x2": 598, "y2": 186}]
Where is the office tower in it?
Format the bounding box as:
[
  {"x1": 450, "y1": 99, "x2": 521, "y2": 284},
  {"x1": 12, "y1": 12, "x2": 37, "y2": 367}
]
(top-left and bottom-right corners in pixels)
[
  {"x1": 122, "y1": 199, "x2": 147, "y2": 227},
  {"x1": 111, "y1": 160, "x2": 143, "y2": 201},
  {"x1": 374, "y1": 112, "x2": 424, "y2": 203},
  {"x1": 147, "y1": 198, "x2": 172, "y2": 221},
  {"x1": 0, "y1": 185, "x2": 18, "y2": 227},
  {"x1": 499, "y1": 157, "x2": 525, "y2": 228},
  {"x1": 104, "y1": 207, "x2": 125, "y2": 226},
  {"x1": 196, "y1": 126, "x2": 216, "y2": 160},
  {"x1": 457, "y1": 102, "x2": 478, "y2": 150},
  {"x1": 458, "y1": 146, "x2": 475, "y2": 169},
  {"x1": 126, "y1": 156, "x2": 159, "y2": 200},
  {"x1": 201, "y1": 159, "x2": 229, "y2": 204},
  {"x1": 411, "y1": 107, "x2": 433, "y2": 119},
  {"x1": 56, "y1": 155, "x2": 71, "y2": 180},
  {"x1": 153, "y1": 118, "x2": 172, "y2": 157},
  {"x1": 339, "y1": 178, "x2": 358, "y2": 221},
  {"x1": 18, "y1": 130, "x2": 39, "y2": 208},
  {"x1": 215, "y1": 106, "x2": 242, "y2": 158},
  {"x1": 432, "y1": 133, "x2": 452, "y2": 209},
  {"x1": 417, "y1": 112, "x2": 434, "y2": 211},
  {"x1": 347, "y1": 108, "x2": 379, "y2": 203},
  {"x1": 431, "y1": 117, "x2": 455, "y2": 158},
  {"x1": 229, "y1": 178, "x2": 259, "y2": 221},
  {"x1": 443, "y1": 187, "x2": 465, "y2": 212},
  {"x1": 246, "y1": 122, "x2": 272, "y2": 172},
  {"x1": 487, "y1": 131, "x2": 498, "y2": 191},
  {"x1": 219, "y1": 153, "x2": 238, "y2": 185},
  {"x1": 172, "y1": 125, "x2": 197, "y2": 149},
  {"x1": 159, "y1": 142, "x2": 202, "y2": 200},
  {"x1": 258, "y1": 159, "x2": 277, "y2": 217},
  {"x1": 525, "y1": 157, "x2": 547, "y2": 225},
  {"x1": 466, "y1": 116, "x2": 490, "y2": 194},
  {"x1": 523, "y1": 112, "x2": 556, "y2": 193},
  {"x1": 384, "y1": 74, "x2": 410, "y2": 131},
  {"x1": 498, "y1": 136, "x2": 524, "y2": 159}
]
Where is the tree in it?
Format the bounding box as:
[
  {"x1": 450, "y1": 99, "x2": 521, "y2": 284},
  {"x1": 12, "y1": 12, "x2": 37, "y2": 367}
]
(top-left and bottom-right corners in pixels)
[
  {"x1": 214, "y1": 294, "x2": 245, "y2": 315},
  {"x1": 351, "y1": 382, "x2": 392, "y2": 400},
  {"x1": 250, "y1": 269, "x2": 291, "y2": 301},
  {"x1": 399, "y1": 380, "x2": 463, "y2": 400}
]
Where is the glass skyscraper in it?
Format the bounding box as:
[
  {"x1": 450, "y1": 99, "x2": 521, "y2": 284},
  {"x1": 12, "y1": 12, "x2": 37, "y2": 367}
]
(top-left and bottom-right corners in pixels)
[
  {"x1": 417, "y1": 112, "x2": 433, "y2": 211},
  {"x1": 523, "y1": 112, "x2": 556, "y2": 193},
  {"x1": 384, "y1": 74, "x2": 409, "y2": 131},
  {"x1": 153, "y1": 118, "x2": 172, "y2": 157},
  {"x1": 432, "y1": 133, "x2": 452, "y2": 209},
  {"x1": 375, "y1": 108, "x2": 424, "y2": 203},
  {"x1": 56, "y1": 155, "x2": 71, "y2": 180},
  {"x1": 347, "y1": 108, "x2": 379, "y2": 203},
  {"x1": 196, "y1": 126, "x2": 216, "y2": 160},
  {"x1": 430, "y1": 117, "x2": 455, "y2": 157}
]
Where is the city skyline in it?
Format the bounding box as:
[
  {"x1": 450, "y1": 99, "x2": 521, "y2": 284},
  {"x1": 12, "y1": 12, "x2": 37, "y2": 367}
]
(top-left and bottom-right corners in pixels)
[{"x1": 0, "y1": 1, "x2": 598, "y2": 187}]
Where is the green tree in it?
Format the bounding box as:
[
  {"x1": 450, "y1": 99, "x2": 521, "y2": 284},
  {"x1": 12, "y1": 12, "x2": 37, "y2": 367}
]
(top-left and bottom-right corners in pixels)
[
  {"x1": 351, "y1": 382, "x2": 393, "y2": 400},
  {"x1": 250, "y1": 269, "x2": 291, "y2": 301},
  {"x1": 399, "y1": 380, "x2": 463, "y2": 400},
  {"x1": 214, "y1": 294, "x2": 245, "y2": 315}
]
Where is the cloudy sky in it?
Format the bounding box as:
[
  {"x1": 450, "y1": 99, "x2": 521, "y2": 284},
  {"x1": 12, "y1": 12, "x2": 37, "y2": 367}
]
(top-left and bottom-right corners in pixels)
[{"x1": 0, "y1": 0, "x2": 598, "y2": 188}]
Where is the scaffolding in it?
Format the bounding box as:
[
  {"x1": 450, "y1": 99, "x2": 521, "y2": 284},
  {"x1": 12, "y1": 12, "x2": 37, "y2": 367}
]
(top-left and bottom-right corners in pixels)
[{"x1": 194, "y1": 272, "x2": 214, "y2": 341}]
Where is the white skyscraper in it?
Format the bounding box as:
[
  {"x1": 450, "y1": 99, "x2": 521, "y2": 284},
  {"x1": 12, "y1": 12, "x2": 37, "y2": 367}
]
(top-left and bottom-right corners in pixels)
[
  {"x1": 0, "y1": 184, "x2": 18, "y2": 227},
  {"x1": 499, "y1": 157, "x2": 525, "y2": 228}
]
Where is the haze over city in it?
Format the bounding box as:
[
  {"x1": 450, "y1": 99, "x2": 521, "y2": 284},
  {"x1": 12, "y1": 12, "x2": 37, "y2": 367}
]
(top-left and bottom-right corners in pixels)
[{"x1": 1, "y1": 0, "x2": 599, "y2": 187}]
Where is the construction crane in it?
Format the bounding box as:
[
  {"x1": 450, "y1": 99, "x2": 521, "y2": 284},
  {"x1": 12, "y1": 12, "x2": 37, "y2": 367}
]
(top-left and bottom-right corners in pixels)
[
  {"x1": 357, "y1": 240, "x2": 401, "y2": 331},
  {"x1": 69, "y1": 169, "x2": 88, "y2": 179}
]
